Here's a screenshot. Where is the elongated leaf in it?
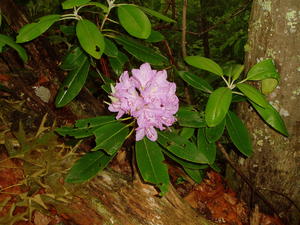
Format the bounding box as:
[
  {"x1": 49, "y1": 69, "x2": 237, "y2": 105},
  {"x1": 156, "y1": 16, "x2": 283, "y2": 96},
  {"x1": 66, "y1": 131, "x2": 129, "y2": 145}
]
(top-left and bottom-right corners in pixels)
[
  {"x1": 109, "y1": 51, "x2": 129, "y2": 76},
  {"x1": 60, "y1": 25, "x2": 76, "y2": 36},
  {"x1": 55, "y1": 55, "x2": 90, "y2": 107},
  {"x1": 236, "y1": 83, "x2": 268, "y2": 108},
  {"x1": 197, "y1": 128, "x2": 216, "y2": 165},
  {"x1": 223, "y1": 64, "x2": 244, "y2": 81},
  {"x1": 205, "y1": 87, "x2": 232, "y2": 127},
  {"x1": 205, "y1": 118, "x2": 225, "y2": 143},
  {"x1": 65, "y1": 150, "x2": 114, "y2": 183},
  {"x1": 246, "y1": 59, "x2": 280, "y2": 93},
  {"x1": 0, "y1": 41, "x2": 5, "y2": 51},
  {"x1": 162, "y1": 149, "x2": 208, "y2": 170},
  {"x1": 136, "y1": 138, "x2": 170, "y2": 195},
  {"x1": 62, "y1": 0, "x2": 91, "y2": 9},
  {"x1": 85, "y1": 2, "x2": 108, "y2": 12},
  {"x1": 0, "y1": 34, "x2": 28, "y2": 62},
  {"x1": 60, "y1": 47, "x2": 86, "y2": 70},
  {"x1": 158, "y1": 131, "x2": 208, "y2": 163},
  {"x1": 103, "y1": 38, "x2": 118, "y2": 57},
  {"x1": 139, "y1": 6, "x2": 176, "y2": 23},
  {"x1": 55, "y1": 116, "x2": 116, "y2": 138},
  {"x1": 180, "y1": 127, "x2": 195, "y2": 139},
  {"x1": 246, "y1": 59, "x2": 279, "y2": 81},
  {"x1": 232, "y1": 94, "x2": 247, "y2": 103},
  {"x1": 261, "y1": 78, "x2": 278, "y2": 95},
  {"x1": 184, "y1": 56, "x2": 223, "y2": 76},
  {"x1": 118, "y1": 5, "x2": 151, "y2": 39},
  {"x1": 176, "y1": 106, "x2": 206, "y2": 128},
  {"x1": 114, "y1": 36, "x2": 167, "y2": 65},
  {"x1": 226, "y1": 111, "x2": 252, "y2": 157},
  {"x1": 16, "y1": 15, "x2": 60, "y2": 43},
  {"x1": 76, "y1": 19, "x2": 105, "y2": 59},
  {"x1": 92, "y1": 122, "x2": 128, "y2": 155},
  {"x1": 178, "y1": 71, "x2": 213, "y2": 93},
  {"x1": 183, "y1": 167, "x2": 205, "y2": 183},
  {"x1": 146, "y1": 30, "x2": 165, "y2": 42},
  {"x1": 250, "y1": 101, "x2": 288, "y2": 136}
]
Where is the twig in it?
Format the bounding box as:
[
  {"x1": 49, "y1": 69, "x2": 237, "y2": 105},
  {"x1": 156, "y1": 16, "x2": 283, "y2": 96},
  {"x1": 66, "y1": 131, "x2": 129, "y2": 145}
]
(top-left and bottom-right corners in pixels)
[
  {"x1": 191, "y1": 0, "x2": 251, "y2": 37},
  {"x1": 181, "y1": 0, "x2": 188, "y2": 58},
  {"x1": 258, "y1": 187, "x2": 300, "y2": 213},
  {"x1": 216, "y1": 142, "x2": 282, "y2": 220},
  {"x1": 162, "y1": 40, "x2": 176, "y2": 66}
]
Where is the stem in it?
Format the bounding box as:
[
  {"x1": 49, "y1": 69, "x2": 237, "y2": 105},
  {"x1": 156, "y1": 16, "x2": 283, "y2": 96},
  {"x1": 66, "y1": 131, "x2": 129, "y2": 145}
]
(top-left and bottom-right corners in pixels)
[
  {"x1": 125, "y1": 128, "x2": 135, "y2": 140},
  {"x1": 100, "y1": 0, "x2": 115, "y2": 30},
  {"x1": 238, "y1": 78, "x2": 248, "y2": 84},
  {"x1": 221, "y1": 75, "x2": 230, "y2": 88},
  {"x1": 181, "y1": 0, "x2": 188, "y2": 58},
  {"x1": 59, "y1": 17, "x2": 79, "y2": 21},
  {"x1": 95, "y1": 66, "x2": 106, "y2": 83},
  {"x1": 232, "y1": 91, "x2": 244, "y2": 96},
  {"x1": 216, "y1": 142, "x2": 282, "y2": 220}
]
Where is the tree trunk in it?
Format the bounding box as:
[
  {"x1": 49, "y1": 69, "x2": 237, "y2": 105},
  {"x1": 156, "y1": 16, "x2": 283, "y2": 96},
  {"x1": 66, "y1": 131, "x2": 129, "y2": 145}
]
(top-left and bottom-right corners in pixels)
[{"x1": 232, "y1": 0, "x2": 300, "y2": 224}]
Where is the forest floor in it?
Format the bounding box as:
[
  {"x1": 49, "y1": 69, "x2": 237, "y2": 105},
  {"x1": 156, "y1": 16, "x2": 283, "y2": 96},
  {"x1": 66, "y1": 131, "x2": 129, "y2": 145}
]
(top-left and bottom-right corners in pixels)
[{"x1": 0, "y1": 95, "x2": 284, "y2": 225}]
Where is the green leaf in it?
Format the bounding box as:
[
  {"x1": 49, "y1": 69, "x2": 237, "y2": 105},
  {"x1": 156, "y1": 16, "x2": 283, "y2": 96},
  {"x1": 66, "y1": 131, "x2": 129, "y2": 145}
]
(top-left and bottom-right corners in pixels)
[
  {"x1": 232, "y1": 94, "x2": 247, "y2": 103},
  {"x1": 139, "y1": 6, "x2": 176, "y2": 23},
  {"x1": 261, "y1": 78, "x2": 278, "y2": 95},
  {"x1": 60, "y1": 47, "x2": 86, "y2": 70},
  {"x1": 0, "y1": 41, "x2": 5, "y2": 52},
  {"x1": 226, "y1": 111, "x2": 252, "y2": 157},
  {"x1": 205, "y1": 118, "x2": 225, "y2": 143},
  {"x1": 246, "y1": 59, "x2": 280, "y2": 93},
  {"x1": 183, "y1": 167, "x2": 205, "y2": 183},
  {"x1": 108, "y1": 51, "x2": 129, "y2": 76},
  {"x1": 197, "y1": 128, "x2": 216, "y2": 165},
  {"x1": 65, "y1": 150, "x2": 114, "y2": 183},
  {"x1": 180, "y1": 127, "x2": 195, "y2": 139},
  {"x1": 205, "y1": 87, "x2": 232, "y2": 127},
  {"x1": 16, "y1": 15, "x2": 61, "y2": 43},
  {"x1": 103, "y1": 38, "x2": 118, "y2": 57},
  {"x1": 223, "y1": 64, "x2": 244, "y2": 81},
  {"x1": 136, "y1": 138, "x2": 170, "y2": 195},
  {"x1": 76, "y1": 19, "x2": 105, "y2": 59},
  {"x1": 178, "y1": 71, "x2": 213, "y2": 93},
  {"x1": 85, "y1": 2, "x2": 108, "y2": 12},
  {"x1": 176, "y1": 106, "x2": 206, "y2": 128},
  {"x1": 162, "y1": 150, "x2": 208, "y2": 170},
  {"x1": 0, "y1": 34, "x2": 28, "y2": 62},
  {"x1": 158, "y1": 131, "x2": 208, "y2": 164},
  {"x1": 60, "y1": 25, "x2": 76, "y2": 36},
  {"x1": 184, "y1": 56, "x2": 223, "y2": 76},
  {"x1": 92, "y1": 122, "x2": 128, "y2": 155},
  {"x1": 236, "y1": 83, "x2": 268, "y2": 108},
  {"x1": 114, "y1": 36, "x2": 167, "y2": 65},
  {"x1": 62, "y1": 0, "x2": 91, "y2": 9},
  {"x1": 146, "y1": 30, "x2": 165, "y2": 42},
  {"x1": 117, "y1": 5, "x2": 151, "y2": 39},
  {"x1": 55, "y1": 116, "x2": 116, "y2": 138},
  {"x1": 250, "y1": 101, "x2": 288, "y2": 136},
  {"x1": 55, "y1": 55, "x2": 90, "y2": 107},
  {"x1": 246, "y1": 59, "x2": 279, "y2": 81}
]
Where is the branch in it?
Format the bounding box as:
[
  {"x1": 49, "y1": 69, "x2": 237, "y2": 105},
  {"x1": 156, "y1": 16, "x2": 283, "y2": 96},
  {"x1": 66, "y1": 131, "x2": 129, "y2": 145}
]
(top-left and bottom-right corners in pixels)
[
  {"x1": 216, "y1": 142, "x2": 282, "y2": 220},
  {"x1": 181, "y1": 0, "x2": 188, "y2": 58}
]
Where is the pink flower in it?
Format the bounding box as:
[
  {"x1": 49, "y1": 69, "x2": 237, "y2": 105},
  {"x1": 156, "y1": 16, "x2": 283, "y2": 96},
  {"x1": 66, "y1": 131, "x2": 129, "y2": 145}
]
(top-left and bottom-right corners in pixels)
[{"x1": 108, "y1": 63, "x2": 179, "y2": 141}]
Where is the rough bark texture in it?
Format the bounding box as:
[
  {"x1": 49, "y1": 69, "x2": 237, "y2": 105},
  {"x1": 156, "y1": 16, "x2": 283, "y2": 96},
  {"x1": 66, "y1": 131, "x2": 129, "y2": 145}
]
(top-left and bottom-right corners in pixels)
[{"x1": 232, "y1": 0, "x2": 300, "y2": 224}]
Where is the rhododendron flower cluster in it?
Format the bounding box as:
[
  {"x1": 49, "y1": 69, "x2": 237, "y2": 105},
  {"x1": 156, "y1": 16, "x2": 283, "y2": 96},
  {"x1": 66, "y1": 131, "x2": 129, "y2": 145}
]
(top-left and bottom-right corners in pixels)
[{"x1": 108, "y1": 63, "x2": 179, "y2": 141}]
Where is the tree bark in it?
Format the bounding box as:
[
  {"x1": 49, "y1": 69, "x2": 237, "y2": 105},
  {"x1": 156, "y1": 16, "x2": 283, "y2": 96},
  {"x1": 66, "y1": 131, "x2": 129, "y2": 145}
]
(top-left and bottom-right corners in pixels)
[{"x1": 231, "y1": 0, "x2": 300, "y2": 224}]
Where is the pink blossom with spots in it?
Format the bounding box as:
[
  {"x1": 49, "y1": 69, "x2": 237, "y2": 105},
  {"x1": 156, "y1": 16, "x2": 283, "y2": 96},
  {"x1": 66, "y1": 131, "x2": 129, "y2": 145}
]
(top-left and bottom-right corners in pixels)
[{"x1": 108, "y1": 63, "x2": 179, "y2": 141}]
